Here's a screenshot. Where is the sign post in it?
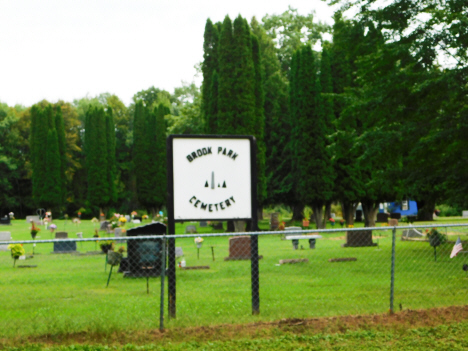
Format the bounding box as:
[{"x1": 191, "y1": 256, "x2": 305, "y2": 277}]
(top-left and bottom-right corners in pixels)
[{"x1": 166, "y1": 135, "x2": 258, "y2": 318}]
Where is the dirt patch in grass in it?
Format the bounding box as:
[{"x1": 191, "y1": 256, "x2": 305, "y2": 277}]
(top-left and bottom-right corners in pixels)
[{"x1": 2, "y1": 305, "x2": 468, "y2": 347}]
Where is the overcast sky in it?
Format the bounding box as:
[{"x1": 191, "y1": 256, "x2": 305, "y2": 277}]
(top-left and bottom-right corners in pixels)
[{"x1": 0, "y1": 0, "x2": 338, "y2": 107}]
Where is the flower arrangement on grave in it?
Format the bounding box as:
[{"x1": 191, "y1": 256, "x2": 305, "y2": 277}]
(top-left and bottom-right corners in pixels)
[
  {"x1": 278, "y1": 221, "x2": 285, "y2": 230},
  {"x1": 91, "y1": 217, "x2": 99, "y2": 223},
  {"x1": 348, "y1": 224, "x2": 354, "y2": 228},
  {"x1": 426, "y1": 228, "x2": 448, "y2": 262},
  {"x1": 110, "y1": 221, "x2": 119, "y2": 230},
  {"x1": 30, "y1": 222, "x2": 40, "y2": 239},
  {"x1": 339, "y1": 219, "x2": 345, "y2": 227},
  {"x1": 118, "y1": 216, "x2": 127, "y2": 225},
  {"x1": 9, "y1": 212, "x2": 14, "y2": 219},
  {"x1": 194, "y1": 237, "x2": 204, "y2": 248},
  {"x1": 49, "y1": 223, "x2": 57, "y2": 233},
  {"x1": 131, "y1": 211, "x2": 137, "y2": 218},
  {"x1": 329, "y1": 218, "x2": 335, "y2": 226},
  {"x1": 100, "y1": 240, "x2": 114, "y2": 253},
  {"x1": 8, "y1": 244, "x2": 25, "y2": 267}
]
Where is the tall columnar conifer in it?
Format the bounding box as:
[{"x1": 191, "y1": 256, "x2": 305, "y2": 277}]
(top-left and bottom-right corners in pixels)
[
  {"x1": 86, "y1": 106, "x2": 110, "y2": 212},
  {"x1": 290, "y1": 46, "x2": 334, "y2": 228},
  {"x1": 251, "y1": 33, "x2": 267, "y2": 208},
  {"x1": 45, "y1": 128, "x2": 62, "y2": 209},
  {"x1": 106, "y1": 107, "x2": 117, "y2": 204},
  {"x1": 217, "y1": 16, "x2": 234, "y2": 134},
  {"x1": 133, "y1": 101, "x2": 151, "y2": 208},
  {"x1": 30, "y1": 103, "x2": 67, "y2": 210},
  {"x1": 202, "y1": 19, "x2": 219, "y2": 134},
  {"x1": 54, "y1": 106, "x2": 67, "y2": 206},
  {"x1": 153, "y1": 103, "x2": 168, "y2": 210}
]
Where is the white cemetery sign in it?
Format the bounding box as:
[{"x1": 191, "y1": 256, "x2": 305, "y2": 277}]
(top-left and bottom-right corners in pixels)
[{"x1": 169, "y1": 136, "x2": 255, "y2": 221}]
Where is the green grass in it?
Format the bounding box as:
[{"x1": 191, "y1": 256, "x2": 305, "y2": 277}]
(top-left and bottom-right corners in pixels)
[{"x1": 1, "y1": 218, "x2": 468, "y2": 338}]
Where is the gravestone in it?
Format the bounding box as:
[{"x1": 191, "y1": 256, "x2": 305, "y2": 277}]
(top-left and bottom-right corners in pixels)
[
  {"x1": 344, "y1": 230, "x2": 376, "y2": 247},
  {"x1": 199, "y1": 221, "x2": 208, "y2": 227},
  {"x1": 76, "y1": 232, "x2": 83, "y2": 239},
  {"x1": 463, "y1": 211, "x2": 468, "y2": 218},
  {"x1": 132, "y1": 219, "x2": 141, "y2": 224},
  {"x1": 175, "y1": 247, "x2": 184, "y2": 257},
  {"x1": 402, "y1": 228, "x2": 423, "y2": 239},
  {"x1": 125, "y1": 222, "x2": 166, "y2": 277},
  {"x1": 134, "y1": 216, "x2": 142, "y2": 221},
  {"x1": 53, "y1": 232, "x2": 77, "y2": 253},
  {"x1": 0, "y1": 232, "x2": 11, "y2": 251},
  {"x1": 388, "y1": 218, "x2": 399, "y2": 226},
  {"x1": 26, "y1": 215, "x2": 40, "y2": 223},
  {"x1": 225, "y1": 236, "x2": 258, "y2": 261},
  {"x1": 212, "y1": 222, "x2": 224, "y2": 230},
  {"x1": 331, "y1": 213, "x2": 336, "y2": 219},
  {"x1": 285, "y1": 226, "x2": 302, "y2": 232},
  {"x1": 0, "y1": 215, "x2": 11, "y2": 225},
  {"x1": 55, "y1": 232, "x2": 68, "y2": 239},
  {"x1": 270, "y1": 212, "x2": 280, "y2": 230},
  {"x1": 390, "y1": 212, "x2": 401, "y2": 220},
  {"x1": 376, "y1": 213, "x2": 389, "y2": 223},
  {"x1": 114, "y1": 227, "x2": 125, "y2": 243},
  {"x1": 125, "y1": 215, "x2": 131, "y2": 222},
  {"x1": 99, "y1": 221, "x2": 110, "y2": 232},
  {"x1": 185, "y1": 225, "x2": 197, "y2": 234},
  {"x1": 355, "y1": 210, "x2": 363, "y2": 222}
]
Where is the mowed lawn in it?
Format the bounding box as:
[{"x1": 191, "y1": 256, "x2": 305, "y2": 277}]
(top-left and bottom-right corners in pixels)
[{"x1": 1, "y1": 218, "x2": 468, "y2": 338}]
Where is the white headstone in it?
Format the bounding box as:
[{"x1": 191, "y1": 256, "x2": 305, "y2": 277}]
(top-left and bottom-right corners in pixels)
[
  {"x1": 132, "y1": 219, "x2": 141, "y2": 224},
  {"x1": 26, "y1": 215, "x2": 40, "y2": 223},
  {"x1": 463, "y1": 211, "x2": 468, "y2": 218},
  {"x1": 0, "y1": 231, "x2": 11, "y2": 251}
]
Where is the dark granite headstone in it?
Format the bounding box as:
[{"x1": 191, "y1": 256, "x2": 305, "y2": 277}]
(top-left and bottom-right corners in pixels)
[
  {"x1": 390, "y1": 212, "x2": 401, "y2": 219},
  {"x1": 53, "y1": 232, "x2": 77, "y2": 252},
  {"x1": 125, "y1": 222, "x2": 166, "y2": 277},
  {"x1": 344, "y1": 230, "x2": 376, "y2": 247},
  {"x1": 100, "y1": 221, "x2": 110, "y2": 232},
  {"x1": 355, "y1": 210, "x2": 363, "y2": 222},
  {"x1": 199, "y1": 221, "x2": 208, "y2": 227},
  {"x1": 376, "y1": 213, "x2": 389, "y2": 223},
  {"x1": 0, "y1": 215, "x2": 11, "y2": 225}
]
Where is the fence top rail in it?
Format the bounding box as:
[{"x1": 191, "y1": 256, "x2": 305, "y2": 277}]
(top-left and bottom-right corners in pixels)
[{"x1": 1, "y1": 223, "x2": 467, "y2": 245}]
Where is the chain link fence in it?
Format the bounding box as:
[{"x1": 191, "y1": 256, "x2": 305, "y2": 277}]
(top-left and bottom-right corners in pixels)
[{"x1": 1, "y1": 223, "x2": 467, "y2": 337}]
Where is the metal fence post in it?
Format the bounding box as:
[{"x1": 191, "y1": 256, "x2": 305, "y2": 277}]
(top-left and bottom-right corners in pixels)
[
  {"x1": 159, "y1": 235, "x2": 166, "y2": 331},
  {"x1": 390, "y1": 226, "x2": 396, "y2": 314}
]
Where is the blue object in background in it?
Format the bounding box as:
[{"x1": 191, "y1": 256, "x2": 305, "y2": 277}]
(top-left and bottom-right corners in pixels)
[{"x1": 379, "y1": 200, "x2": 418, "y2": 216}]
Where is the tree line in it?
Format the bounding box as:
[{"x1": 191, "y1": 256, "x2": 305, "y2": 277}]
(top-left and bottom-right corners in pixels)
[{"x1": 1, "y1": 3, "x2": 467, "y2": 225}]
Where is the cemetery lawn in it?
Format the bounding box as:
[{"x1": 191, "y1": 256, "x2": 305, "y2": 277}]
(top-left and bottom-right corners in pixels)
[
  {"x1": 1, "y1": 218, "x2": 468, "y2": 340},
  {"x1": 2, "y1": 306, "x2": 468, "y2": 349}
]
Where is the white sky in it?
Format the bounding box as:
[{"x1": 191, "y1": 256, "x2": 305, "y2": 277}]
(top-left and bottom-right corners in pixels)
[{"x1": 0, "y1": 0, "x2": 337, "y2": 107}]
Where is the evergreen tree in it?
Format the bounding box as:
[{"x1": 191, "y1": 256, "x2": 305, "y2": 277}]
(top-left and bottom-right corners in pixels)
[
  {"x1": 133, "y1": 101, "x2": 151, "y2": 209},
  {"x1": 86, "y1": 106, "x2": 109, "y2": 212},
  {"x1": 153, "y1": 103, "x2": 168, "y2": 210},
  {"x1": 290, "y1": 46, "x2": 334, "y2": 228},
  {"x1": 44, "y1": 128, "x2": 62, "y2": 209},
  {"x1": 106, "y1": 107, "x2": 117, "y2": 205},
  {"x1": 329, "y1": 14, "x2": 365, "y2": 225},
  {"x1": 251, "y1": 33, "x2": 267, "y2": 210},
  {"x1": 202, "y1": 19, "x2": 219, "y2": 134},
  {"x1": 251, "y1": 18, "x2": 294, "y2": 208},
  {"x1": 217, "y1": 15, "x2": 235, "y2": 134},
  {"x1": 54, "y1": 105, "x2": 67, "y2": 207}
]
